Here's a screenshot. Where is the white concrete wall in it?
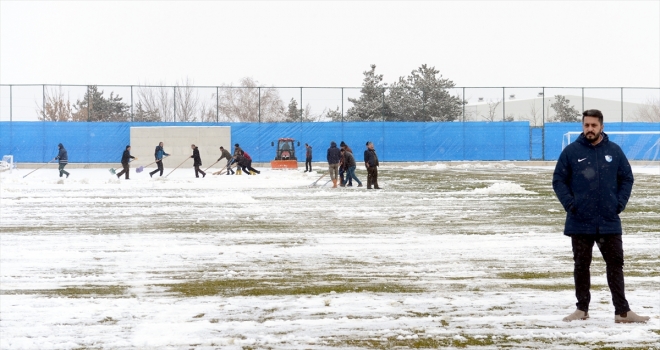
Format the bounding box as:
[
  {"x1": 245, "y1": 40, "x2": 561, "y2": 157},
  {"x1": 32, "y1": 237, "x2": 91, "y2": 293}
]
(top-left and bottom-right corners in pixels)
[{"x1": 129, "y1": 126, "x2": 230, "y2": 169}]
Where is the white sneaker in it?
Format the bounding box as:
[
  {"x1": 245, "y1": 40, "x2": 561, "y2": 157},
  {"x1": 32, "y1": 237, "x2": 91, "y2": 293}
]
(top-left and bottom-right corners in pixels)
[
  {"x1": 563, "y1": 309, "x2": 589, "y2": 322},
  {"x1": 615, "y1": 311, "x2": 650, "y2": 323}
]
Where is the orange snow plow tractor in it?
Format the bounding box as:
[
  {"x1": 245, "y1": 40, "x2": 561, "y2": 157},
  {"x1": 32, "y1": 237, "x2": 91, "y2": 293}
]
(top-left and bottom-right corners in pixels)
[{"x1": 270, "y1": 138, "x2": 299, "y2": 169}]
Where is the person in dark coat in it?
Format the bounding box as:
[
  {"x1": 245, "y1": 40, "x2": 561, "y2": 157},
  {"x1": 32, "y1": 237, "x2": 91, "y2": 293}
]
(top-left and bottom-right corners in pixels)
[
  {"x1": 553, "y1": 109, "x2": 648, "y2": 324},
  {"x1": 243, "y1": 151, "x2": 260, "y2": 174},
  {"x1": 326, "y1": 141, "x2": 341, "y2": 188},
  {"x1": 304, "y1": 143, "x2": 313, "y2": 172},
  {"x1": 190, "y1": 144, "x2": 206, "y2": 178},
  {"x1": 363, "y1": 141, "x2": 380, "y2": 189},
  {"x1": 218, "y1": 146, "x2": 235, "y2": 175},
  {"x1": 234, "y1": 151, "x2": 260, "y2": 175},
  {"x1": 149, "y1": 142, "x2": 170, "y2": 178},
  {"x1": 116, "y1": 145, "x2": 136, "y2": 180},
  {"x1": 339, "y1": 141, "x2": 353, "y2": 187},
  {"x1": 54, "y1": 143, "x2": 70, "y2": 178},
  {"x1": 233, "y1": 143, "x2": 244, "y2": 156},
  {"x1": 341, "y1": 148, "x2": 362, "y2": 187}
]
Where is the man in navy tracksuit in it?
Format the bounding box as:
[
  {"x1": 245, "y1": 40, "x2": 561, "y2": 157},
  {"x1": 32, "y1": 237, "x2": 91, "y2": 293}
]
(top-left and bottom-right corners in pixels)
[
  {"x1": 553, "y1": 109, "x2": 649, "y2": 324},
  {"x1": 55, "y1": 143, "x2": 69, "y2": 178},
  {"x1": 149, "y1": 142, "x2": 169, "y2": 178}
]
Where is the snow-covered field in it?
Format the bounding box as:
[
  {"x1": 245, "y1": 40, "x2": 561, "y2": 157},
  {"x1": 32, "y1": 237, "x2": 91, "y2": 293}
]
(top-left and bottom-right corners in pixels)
[{"x1": 1, "y1": 163, "x2": 659, "y2": 349}]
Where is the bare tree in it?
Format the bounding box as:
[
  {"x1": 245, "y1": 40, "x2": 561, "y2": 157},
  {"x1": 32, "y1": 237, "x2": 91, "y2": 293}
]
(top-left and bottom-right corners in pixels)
[
  {"x1": 37, "y1": 87, "x2": 73, "y2": 121},
  {"x1": 217, "y1": 77, "x2": 285, "y2": 122},
  {"x1": 198, "y1": 100, "x2": 218, "y2": 122},
  {"x1": 302, "y1": 103, "x2": 324, "y2": 122},
  {"x1": 634, "y1": 98, "x2": 660, "y2": 122},
  {"x1": 136, "y1": 83, "x2": 172, "y2": 122},
  {"x1": 174, "y1": 79, "x2": 199, "y2": 122},
  {"x1": 521, "y1": 100, "x2": 542, "y2": 126},
  {"x1": 482, "y1": 99, "x2": 501, "y2": 122}
]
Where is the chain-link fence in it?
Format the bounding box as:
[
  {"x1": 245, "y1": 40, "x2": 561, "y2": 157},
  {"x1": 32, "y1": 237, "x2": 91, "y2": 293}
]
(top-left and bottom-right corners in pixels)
[{"x1": 1, "y1": 85, "x2": 658, "y2": 123}]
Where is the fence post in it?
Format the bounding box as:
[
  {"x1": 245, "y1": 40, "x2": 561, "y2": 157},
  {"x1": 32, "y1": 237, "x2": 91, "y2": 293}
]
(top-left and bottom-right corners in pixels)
[
  {"x1": 173, "y1": 86, "x2": 176, "y2": 123},
  {"x1": 382, "y1": 88, "x2": 385, "y2": 122},
  {"x1": 503, "y1": 87, "x2": 506, "y2": 160},
  {"x1": 258, "y1": 87, "x2": 261, "y2": 123},
  {"x1": 542, "y1": 87, "x2": 545, "y2": 161},
  {"x1": 462, "y1": 87, "x2": 465, "y2": 122},
  {"x1": 9, "y1": 85, "x2": 12, "y2": 122},
  {"x1": 581, "y1": 87, "x2": 584, "y2": 112},
  {"x1": 42, "y1": 85, "x2": 45, "y2": 121},
  {"x1": 341, "y1": 87, "x2": 344, "y2": 122},
  {"x1": 130, "y1": 85, "x2": 134, "y2": 122},
  {"x1": 300, "y1": 87, "x2": 303, "y2": 123},
  {"x1": 87, "y1": 85, "x2": 91, "y2": 122},
  {"x1": 621, "y1": 87, "x2": 623, "y2": 122}
]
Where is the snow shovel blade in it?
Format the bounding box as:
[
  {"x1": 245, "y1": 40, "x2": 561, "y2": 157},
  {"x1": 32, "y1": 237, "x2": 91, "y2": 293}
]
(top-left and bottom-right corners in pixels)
[
  {"x1": 136, "y1": 166, "x2": 144, "y2": 173},
  {"x1": 109, "y1": 168, "x2": 116, "y2": 175}
]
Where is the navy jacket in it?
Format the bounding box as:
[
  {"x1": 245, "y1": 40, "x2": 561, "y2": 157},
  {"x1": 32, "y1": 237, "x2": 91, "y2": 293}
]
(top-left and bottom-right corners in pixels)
[
  {"x1": 364, "y1": 148, "x2": 379, "y2": 167},
  {"x1": 154, "y1": 145, "x2": 169, "y2": 160},
  {"x1": 55, "y1": 145, "x2": 68, "y2": 164},
  {"x1": 552, "y1": 132, "x2": 634, "y2": 235},
  {"x1": 327, "y1": 142, "x2": 340, "y2": 164},
  {"x1": 121, "y1": 150, "x2": 135, "y2": 165}
]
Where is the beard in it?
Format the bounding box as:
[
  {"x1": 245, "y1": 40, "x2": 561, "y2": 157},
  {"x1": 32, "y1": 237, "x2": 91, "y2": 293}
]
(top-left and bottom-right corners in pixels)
[{"x1": 585, "y1": 131, "x2": 601, "y2": 143}]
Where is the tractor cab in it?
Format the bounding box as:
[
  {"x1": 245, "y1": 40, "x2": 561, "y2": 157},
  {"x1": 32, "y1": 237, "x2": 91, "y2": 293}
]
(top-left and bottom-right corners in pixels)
[{"x1": 271, "y1": 138, "x2": 300, "y2": 169}]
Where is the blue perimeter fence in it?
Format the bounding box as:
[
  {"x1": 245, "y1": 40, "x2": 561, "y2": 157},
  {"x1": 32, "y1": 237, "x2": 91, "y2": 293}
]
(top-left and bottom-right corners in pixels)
[{"x1": 1, "y1": 121, "x2": 659, "y2": 163}]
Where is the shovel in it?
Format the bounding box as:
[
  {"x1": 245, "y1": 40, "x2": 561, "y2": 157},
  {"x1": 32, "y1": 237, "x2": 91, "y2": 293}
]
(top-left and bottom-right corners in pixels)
[
  {"x1": 23, "y1": 159, "x2": 55, "y2": 178},
  {"x1": 309, "y1": 173, "x2": 327, "y2": 187},
  {"x1": 136, "y1": 156, "x2": 169, "y2": 173}
]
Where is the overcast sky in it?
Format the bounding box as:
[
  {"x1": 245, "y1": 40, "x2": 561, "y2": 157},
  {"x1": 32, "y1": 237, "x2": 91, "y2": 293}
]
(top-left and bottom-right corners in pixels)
[{"x1": 1, "y1": 1, "x2": 659, "y2": 88}]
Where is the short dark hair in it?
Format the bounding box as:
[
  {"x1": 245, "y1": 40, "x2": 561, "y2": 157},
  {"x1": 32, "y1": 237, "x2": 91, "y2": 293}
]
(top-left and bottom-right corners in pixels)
[
  {"x1": 582, "y1": 109, "x2": 603, "y2": 125},
  {"x1": 126, "y1": 145, "x2": 131, "y2": 150}
]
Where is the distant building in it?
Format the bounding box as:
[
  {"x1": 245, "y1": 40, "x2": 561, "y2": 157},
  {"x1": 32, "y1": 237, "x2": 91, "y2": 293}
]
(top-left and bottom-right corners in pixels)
[{"x1": 463, "y1": 95, "x2": 652, "y2": 125}]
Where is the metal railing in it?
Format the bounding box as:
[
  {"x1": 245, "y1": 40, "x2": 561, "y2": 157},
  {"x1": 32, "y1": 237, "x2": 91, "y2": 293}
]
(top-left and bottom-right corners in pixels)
[{"x1": 1, "y1": 84, "x2": 658, "y2": 124}]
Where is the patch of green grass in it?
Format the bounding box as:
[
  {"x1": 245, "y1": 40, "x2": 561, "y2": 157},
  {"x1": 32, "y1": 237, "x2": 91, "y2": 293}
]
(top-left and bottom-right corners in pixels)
[
  {"x1": 488, "y1": 306, "x2": 507, "y2": 311},
  {"x1": 497, "y1": 271, "x2": 572, "y2": 280},
  {"x1": 98, "y1": 316, "x2": 117, "y2": 324},
  {"x1": 508, "y1": 283, "x2": 608, "y2": 291},
  {"x1": 625, "y1": 270, "x2": 660, "y2": 277},
  {"x1": 1, "y1": 285, "x2": 128, "y2": 298},
  {"x1": 326, "y1": 334, "x2": 499, "y2": 349},
  {"x1": 160, "y1": 278, "x2": 424, "y2": 297}
]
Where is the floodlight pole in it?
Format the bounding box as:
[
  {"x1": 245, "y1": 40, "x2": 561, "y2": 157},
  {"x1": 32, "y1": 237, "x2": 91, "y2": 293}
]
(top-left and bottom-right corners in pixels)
[
  {"x1": 621, "y1": 88, "x2": 623, "y2": 122},
  {"x1": 130, "y1": 85, "x2": 133, "y2": 122},
  {"x1": 9, "y1": 85, "x2": 12, "y2": 122}
]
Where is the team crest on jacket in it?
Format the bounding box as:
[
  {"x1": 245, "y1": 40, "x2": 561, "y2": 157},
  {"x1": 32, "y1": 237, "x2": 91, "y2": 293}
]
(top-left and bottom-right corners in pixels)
[{"x1": 605, "y1": 155, "x2": 613, "y2": 162}]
